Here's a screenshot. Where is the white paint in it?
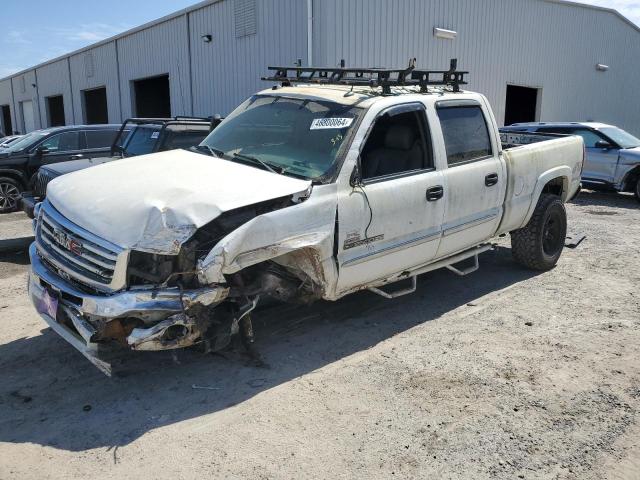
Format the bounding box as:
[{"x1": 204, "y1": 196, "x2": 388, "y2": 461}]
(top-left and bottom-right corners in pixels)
[{"x1": 45, "y1": 149, "x2": 311, "y2": 254}]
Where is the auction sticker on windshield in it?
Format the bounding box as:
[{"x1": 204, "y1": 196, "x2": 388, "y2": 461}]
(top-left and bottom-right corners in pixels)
[{"x1": 310, "y1": 118, "x2": 354, "y2": 130}]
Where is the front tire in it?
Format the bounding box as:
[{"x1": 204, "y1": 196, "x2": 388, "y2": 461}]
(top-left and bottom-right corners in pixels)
[
  {"x1": 0, "y1": 177, "x2": 23, "y2": 214},
  {"x1": 635, "y1": 178, "x2": 640, "y2": 202},
  {"x1": 511, "y1": 194, "x2": 567, "y2": 271}
]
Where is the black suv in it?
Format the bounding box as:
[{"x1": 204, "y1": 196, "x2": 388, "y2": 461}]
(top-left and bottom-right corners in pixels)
[
  {"x1": 22, "y1": 116, "x2": 220, "y2": 217},
  {"x1": 0, "y1": 124, "x2": 122, "y2": 213}
]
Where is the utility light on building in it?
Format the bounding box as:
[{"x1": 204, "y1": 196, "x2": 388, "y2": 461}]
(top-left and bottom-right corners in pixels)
[
  {"x1": 201, "y1": 34, "x2": 213, "y2": 43},
  {"x1": 434, "y1": 27, "x2": 457, "y2": 40},
  {"x1": 595, "y1": 63, "x2": 609, "y2": 71}
]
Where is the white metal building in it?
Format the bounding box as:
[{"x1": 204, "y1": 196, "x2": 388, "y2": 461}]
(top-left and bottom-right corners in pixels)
[{"x1": 1, "y1": 0, "x2": 639, "y2": 136}]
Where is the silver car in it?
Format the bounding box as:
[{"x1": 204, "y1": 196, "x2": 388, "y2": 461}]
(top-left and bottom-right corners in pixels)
[{"x1": 501, "y1": 122, "x2": 640, "y2": 201}]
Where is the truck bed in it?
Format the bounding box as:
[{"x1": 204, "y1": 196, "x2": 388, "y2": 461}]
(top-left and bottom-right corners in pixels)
[{"x1": 497, "y1": 133, "x2": 584, "y2": 234}]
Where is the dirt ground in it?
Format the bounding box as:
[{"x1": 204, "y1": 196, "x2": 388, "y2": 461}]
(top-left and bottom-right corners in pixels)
[{"x1": 0, "y1": 190, "x2": 638, "y2": 480}]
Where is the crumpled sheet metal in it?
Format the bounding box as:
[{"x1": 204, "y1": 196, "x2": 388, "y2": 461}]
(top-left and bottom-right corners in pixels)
[
  {"x1": 198, "y1": 184, "x2": 338, "y2": 292},
  {"x1": 46, "y1": 149, "x2": 311, "y2": 253}
]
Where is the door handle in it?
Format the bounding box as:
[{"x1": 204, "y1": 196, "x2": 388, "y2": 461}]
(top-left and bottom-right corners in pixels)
[
  {"x1": 485, "y1": 173, "x2": 499, "y2": 187},
  {"x1": 69, "y1": 154, "x2": 83, "y2": 160},
  {"x1": 426, "y1": 185, "x2": 444, "y2": 202}
]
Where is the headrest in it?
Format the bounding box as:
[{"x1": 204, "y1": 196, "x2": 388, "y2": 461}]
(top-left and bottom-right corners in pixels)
[{"x1": 384, "y1": 125, "x2": 415, "y2": 150}]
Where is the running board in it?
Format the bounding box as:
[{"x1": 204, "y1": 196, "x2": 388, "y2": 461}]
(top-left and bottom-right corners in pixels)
[
  {"x1": 446, "y1": 254, "x2": 480, "y2": 276},
  {"x1": 368, "y1": 276, "x2": 417, "y2": 299},
  {"x1": 366, "y1": 244, "x2": 493, "y2": 299}
]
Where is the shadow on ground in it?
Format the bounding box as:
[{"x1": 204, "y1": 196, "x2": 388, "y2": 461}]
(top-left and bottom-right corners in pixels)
[
  {"x1": 0, "y1": 246, "x2": 538, "y2": 452},
  {"x1": 571, "y1": 189, "x2": 638, "y2": 210}
]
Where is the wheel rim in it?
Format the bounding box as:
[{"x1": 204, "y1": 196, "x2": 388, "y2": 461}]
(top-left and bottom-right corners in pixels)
[
  {"x1": 542, "y1": 210, "x2": 563, "y2": 256},
  {"x1": 0, "y1": 181, "x2": 20, "y2": 211}
]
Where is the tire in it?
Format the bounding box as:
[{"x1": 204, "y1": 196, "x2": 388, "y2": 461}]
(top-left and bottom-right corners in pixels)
[
  {"x1": 635, "y1": 177, "x2": 640, "y2": 202},
  {"x1": 0, "y1": 177, "x2": 23, "y2": 214},
  {"x1": 511, "y1": 194, "x2": 567, "y2": 271}
]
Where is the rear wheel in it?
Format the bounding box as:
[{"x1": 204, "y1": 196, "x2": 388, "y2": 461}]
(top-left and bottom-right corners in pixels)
[
  {"x1": 635, "y1": 177, "x2": 640, "y2": 202},
  {"x1": 511, "y1": 194, "x2": 567, "y2": 271},
  {"x1": 0, "y1": 177, "x2": 22, "y2": 214}
]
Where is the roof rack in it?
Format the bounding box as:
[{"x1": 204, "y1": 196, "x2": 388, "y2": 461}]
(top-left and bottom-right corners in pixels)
[{"x1": 262, "y1": 58, "x2": 468, "y2": 94}]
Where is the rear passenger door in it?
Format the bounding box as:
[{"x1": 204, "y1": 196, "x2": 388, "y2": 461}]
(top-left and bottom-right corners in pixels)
[
  {"x1": 434, "y1": 100, "x2": 506, "y2": 259},
  {"x1": 82, "y1": 129, "x2": 120, "y2": 159}
]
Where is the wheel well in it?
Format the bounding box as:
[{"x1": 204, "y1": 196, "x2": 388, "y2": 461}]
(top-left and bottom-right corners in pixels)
[
  {"x1": 541, "y1": 176, "x2": 565, "y2": 197},
  {"x1": 0, "y1": 172, "x2": 27, "y2": 190},
  {"x1": 623, "y1": 166, "x2": 640, "y2": 192}
]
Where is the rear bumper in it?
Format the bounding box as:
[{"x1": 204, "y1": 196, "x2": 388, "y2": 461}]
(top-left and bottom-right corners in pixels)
[{"x1": 28, "y1": 243, "x2": 229, "y2": 373}]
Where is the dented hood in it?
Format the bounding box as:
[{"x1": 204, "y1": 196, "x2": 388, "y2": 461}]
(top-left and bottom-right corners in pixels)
[{"x1": 46, "y1": 149, "x2": 311, "y2": 253}]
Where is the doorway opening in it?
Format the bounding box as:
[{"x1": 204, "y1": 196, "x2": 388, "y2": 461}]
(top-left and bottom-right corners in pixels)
[
  {"x1": 83, "y1": 87, "x2": 108, "y2": 124},
  {"x1": 46, "y1": 95, "x2": 65, "y2": 127},
  {"x1": 132, "y1": 74, "x2": 170, "y2": 118},
  {"x1": 1, "y1": 105, "x2": 12, "y2": 135},
  {"x1": 504, "y1": 85, "x2": 540, "y2": 126}
]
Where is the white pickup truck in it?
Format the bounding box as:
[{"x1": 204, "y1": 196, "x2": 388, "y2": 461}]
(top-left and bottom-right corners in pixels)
[{"x1": 27, "y1": 61, "x2": 584, "y2": 374}]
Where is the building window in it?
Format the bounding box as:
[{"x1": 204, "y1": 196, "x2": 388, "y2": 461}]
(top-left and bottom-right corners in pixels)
[{"x1": 235, "y1": 0, "x2": 257, "y2": 38}]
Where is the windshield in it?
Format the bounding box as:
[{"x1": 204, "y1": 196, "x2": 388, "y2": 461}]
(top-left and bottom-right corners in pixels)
[
  {"x1": 599, "y1": 127, "x2": 640, "y2": 149},
  {"x1": 4, "y1": 131, "x2": 48, "y2": 152},
  {"x1": 122, "y1": 125, "x2": 161, "y2": 156},
  {"x1": 200, "y1": 95, "x2": 362, "y2": 180}
]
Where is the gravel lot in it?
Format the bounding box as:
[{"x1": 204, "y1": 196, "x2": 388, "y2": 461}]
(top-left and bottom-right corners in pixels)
[{"x1": 0, "y1": 191, "x2": 638, "y2": 480}]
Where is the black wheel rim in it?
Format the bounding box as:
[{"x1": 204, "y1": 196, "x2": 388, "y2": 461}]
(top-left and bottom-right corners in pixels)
[
  {"x1": 0, "y1": 181, "x2": 20, "y2": 211},
  {"x1": 542, "y1": 210, "x2": 563, "y2": 256}
]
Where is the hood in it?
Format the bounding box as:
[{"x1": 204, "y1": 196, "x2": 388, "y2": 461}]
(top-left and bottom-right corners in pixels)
[
  {"x1": 46, "y1": 149, "x2": 311, "y2": 254},
  {"x1": 43, "y1": 156, "x2": 117, "y2": 175}
]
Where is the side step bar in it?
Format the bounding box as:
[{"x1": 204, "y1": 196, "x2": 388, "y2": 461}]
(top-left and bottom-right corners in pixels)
[{"x1": 367, "y1": 244, "x2": 492, "y2": 299}]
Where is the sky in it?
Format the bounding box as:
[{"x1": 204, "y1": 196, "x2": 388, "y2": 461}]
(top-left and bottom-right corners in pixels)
[{"x1": 1, "y1": 0, "x2": 639, "y2": 78}]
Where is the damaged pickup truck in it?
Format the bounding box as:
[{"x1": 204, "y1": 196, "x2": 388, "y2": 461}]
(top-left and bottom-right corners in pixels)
[{"x1": 27, "y1": 61, "x2": 584, "y2": 374}]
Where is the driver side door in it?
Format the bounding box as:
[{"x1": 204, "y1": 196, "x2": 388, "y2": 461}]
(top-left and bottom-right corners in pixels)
[{"x1": 335, "y1": 103, "x2": 446, "y2": 294}]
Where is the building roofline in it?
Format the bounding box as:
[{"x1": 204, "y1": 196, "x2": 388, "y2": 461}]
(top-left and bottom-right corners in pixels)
[
  {"x1": 0, "y1": 0, "x2": 222, "y2": 82},
  {"x1": 1, "y1": 0, "x2": 638, "y2": 83}
]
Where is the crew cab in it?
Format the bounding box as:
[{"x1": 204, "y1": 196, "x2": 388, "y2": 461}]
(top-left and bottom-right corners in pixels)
[
  {"x1": 501, "y1": 122, "x2": 640, "y2": 201},
  {"x1": 21, "y1": 116, "x2": 220, "y2": 217},
  {"x1": 0, "y1": 124, "x2": 122, "y2": 213},
  {"x1": 27, "y1": 61, "x2": 584, "y2": 374}
]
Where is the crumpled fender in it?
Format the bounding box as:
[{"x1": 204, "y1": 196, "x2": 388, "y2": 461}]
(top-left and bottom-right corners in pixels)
[{"x1": 197, "y1": 184, "x2": 338, "y2": 294}]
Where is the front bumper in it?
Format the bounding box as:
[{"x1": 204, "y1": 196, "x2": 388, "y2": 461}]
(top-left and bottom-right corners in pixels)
[
  {"x1": 28, "y1": 243, "x2": 229, "y2": 374},
  {"x1": 20, "y1": 193, "x2": 39, "y2": 219}
]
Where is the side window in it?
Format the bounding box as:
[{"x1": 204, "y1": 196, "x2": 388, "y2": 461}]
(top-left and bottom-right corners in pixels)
[
  {"x1": 360, "y1": 106, "x2": 432, "y2": 180},
  {"x1": 437, "y1": 106, "x2": 492, "y2": 166},
  {"x1": 163, "y1": 129, "x2": 209, "y2": 150},
  {"x1": 85, "y1": 129, "x2": 119, "y2": 149},
  {"x1": 39, "y1": 131, "x2": 80, "y2": 152},
  {"x1": 569, "y1": 129, "x2": 605, "y2": 148}
]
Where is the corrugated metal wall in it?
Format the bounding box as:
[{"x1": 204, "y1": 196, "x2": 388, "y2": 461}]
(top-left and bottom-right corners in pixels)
[
  {"x1": 2, "y1": 0, "x2": 638, "y2": 134},
  {"x1": 69, "y1": 42, "x2": 121, "y2": 123},
  {"x1": 189, "y1": 0, "x2": 307, "y2": 115},
  {"x1": 312, "y1": 0, "x2": 640, "y2": 135},
  {"x1": 35, "y1": 59, "x2": 74, "y2": 126},
  {"x1": 11, "y1": 70, "x2": 41, "y2": 133},
  {"x1": 116, "y1": 15, "x2": 191, "y2": 118}
]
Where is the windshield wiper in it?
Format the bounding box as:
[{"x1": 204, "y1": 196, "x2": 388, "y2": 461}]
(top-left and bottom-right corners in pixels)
[
  {"x1": 191, "y1": 144, "x2": 225, "y2": 157},
  {"x1": 232, "y1": 152, "x2": 282, "y2": 174}
]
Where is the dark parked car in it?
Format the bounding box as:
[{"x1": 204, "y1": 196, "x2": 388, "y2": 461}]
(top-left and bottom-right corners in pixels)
[
  {"x1": 21, "y1": 116, "x2": 220, "y2": 217},
  {"x1": 0, "y1": 124, "x2": 122, "y2": 213}
]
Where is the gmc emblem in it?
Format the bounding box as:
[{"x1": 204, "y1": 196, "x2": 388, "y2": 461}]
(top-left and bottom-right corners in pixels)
[{"x1": 52, "y1": 229, "x2": 83, "y2": 256}]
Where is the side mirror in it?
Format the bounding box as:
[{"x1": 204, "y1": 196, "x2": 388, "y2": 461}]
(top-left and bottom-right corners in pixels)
[
  {"x1": 350, "y1": 164, "x2": 361, "y2": 187},
  {"x1": 36, "y1": 146, "x2": 49, "y2": 155},
  {"x1": 595, "y1": 140, "x2": 613, "y2": 150}
]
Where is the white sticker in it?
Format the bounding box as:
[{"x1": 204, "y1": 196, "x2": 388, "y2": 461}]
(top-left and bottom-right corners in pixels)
[
  {"x1": 151, "y1": 131, "x2": 160, "y2": 139},
  {"x1": 310, "y1": 117, "x2": 354, "y2": 130}
]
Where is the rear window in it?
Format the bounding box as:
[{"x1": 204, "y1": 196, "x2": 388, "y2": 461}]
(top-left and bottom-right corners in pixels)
[
  {"x1": 437, "y1": 106, "x2": 492, "y2": 166},
  {"x1": 85, "y1": 129, "x2": 119, "y2": 149}
]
